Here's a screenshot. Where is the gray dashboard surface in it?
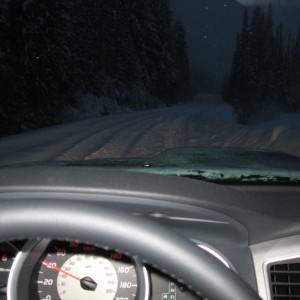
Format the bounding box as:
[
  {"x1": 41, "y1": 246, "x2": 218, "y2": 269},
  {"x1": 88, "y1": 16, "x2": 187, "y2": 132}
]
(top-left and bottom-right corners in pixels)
[
  {"x1": 0, "y1": 166, "x2": 261, "y2": 293},
  {"x1": 0, "y1": 166, "x2": 300, "y2": 245}
]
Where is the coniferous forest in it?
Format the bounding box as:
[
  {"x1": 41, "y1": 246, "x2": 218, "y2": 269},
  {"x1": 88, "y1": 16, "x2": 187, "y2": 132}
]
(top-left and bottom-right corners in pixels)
[
  {"x1": 0, "y1": 0, "x2": 190, "y2": 136},
  {"x1": 223, "y1": 5, "x2": 300, "y2": 123}
]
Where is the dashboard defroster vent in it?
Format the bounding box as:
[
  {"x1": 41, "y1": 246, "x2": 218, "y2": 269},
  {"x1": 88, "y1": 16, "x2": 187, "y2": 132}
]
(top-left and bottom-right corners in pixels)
[{"x1": 269, "y1": 262, "x2": 300, "y2": 300}]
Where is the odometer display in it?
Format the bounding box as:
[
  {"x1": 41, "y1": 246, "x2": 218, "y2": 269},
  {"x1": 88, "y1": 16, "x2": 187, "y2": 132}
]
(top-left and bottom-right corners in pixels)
[{"x1": 29, "y1": 241, "x2": 138, "y2": 300}]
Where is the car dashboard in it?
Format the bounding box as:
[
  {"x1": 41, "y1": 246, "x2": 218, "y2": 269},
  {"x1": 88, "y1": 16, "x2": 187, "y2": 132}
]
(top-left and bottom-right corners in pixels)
[
  {"x1": 4, "y1": 238, "x2": 202, "y2": 300},
  {"x1": 0, "y1": 166, "x2": 300, "y2": 300}
]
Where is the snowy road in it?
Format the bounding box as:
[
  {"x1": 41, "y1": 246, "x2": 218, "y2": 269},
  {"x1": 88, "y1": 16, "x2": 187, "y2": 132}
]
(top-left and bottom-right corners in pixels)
[{"x1": 0, "y1": 94, "x2": 300, "y2": 166}]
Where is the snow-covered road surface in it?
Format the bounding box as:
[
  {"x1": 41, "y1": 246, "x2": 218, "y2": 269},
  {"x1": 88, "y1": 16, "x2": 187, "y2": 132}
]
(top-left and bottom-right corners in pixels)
[{"x1": 0, "y1": 94, "x2": 300, "y2": 166}]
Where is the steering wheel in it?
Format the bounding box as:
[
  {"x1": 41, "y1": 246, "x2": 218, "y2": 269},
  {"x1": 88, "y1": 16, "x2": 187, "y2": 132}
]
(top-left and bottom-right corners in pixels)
[{"x1": 0, "y1": 199, "x2": 260, "y2": 300}]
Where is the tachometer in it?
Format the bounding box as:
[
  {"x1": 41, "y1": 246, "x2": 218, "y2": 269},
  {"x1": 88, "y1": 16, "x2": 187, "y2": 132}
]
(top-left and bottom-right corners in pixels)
[{"x1": 29, "y1": 241, "x2": 139, "y2": 300}]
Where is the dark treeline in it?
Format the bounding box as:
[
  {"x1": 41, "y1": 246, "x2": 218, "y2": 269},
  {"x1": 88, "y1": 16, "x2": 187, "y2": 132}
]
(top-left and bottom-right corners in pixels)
[
  {"x1": 223, "y1": 5, "x2": 300, "y2": 123},
  {"x1": 0, "y1": 0, "x2": 190, "y2": 136}
]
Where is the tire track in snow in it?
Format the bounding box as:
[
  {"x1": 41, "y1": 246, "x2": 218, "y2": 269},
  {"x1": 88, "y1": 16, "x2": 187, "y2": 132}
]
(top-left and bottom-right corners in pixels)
[
  {"x1": 55, "y1": 112, "x2": 160, "y2": 161},
  {"x1": 0, "y1": 115, "x2": 135, "y2": 165},
  {"x1": 125, "y1": 113, "x2": 195, "y2": 157},
  {"x1": 119, "y1": 117, "x2": 168, "y2": 158},
  {"x1": 1, "y1": 94, "x2": 300, "y2": 166},
  {"x1": 84, "y1": 112, "x2": 168, "y2": 159}
]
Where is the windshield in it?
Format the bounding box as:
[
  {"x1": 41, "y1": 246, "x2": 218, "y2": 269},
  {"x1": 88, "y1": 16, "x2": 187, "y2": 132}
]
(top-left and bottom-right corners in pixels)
[{"x1": 0, "y1": 0, "x2": 299, "y2": 181}]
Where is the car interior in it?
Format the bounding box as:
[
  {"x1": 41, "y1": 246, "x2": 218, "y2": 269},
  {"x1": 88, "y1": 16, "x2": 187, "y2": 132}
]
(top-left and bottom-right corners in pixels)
[{"x1": 1, "y1": 165, "x2": 300, "y2": 300}]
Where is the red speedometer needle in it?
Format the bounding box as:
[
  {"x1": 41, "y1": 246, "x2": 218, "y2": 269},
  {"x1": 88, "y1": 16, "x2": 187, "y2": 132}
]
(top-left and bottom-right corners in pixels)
[{"x1": 42, "y1": 260, "x2": 81, "y2": 281}]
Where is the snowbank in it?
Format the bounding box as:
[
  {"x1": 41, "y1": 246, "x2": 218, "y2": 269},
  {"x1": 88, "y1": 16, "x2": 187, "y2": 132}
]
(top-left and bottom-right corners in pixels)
[
  {"x1": 64, "y1": 94, "x2": 129, "y2": 122},
  {"x1": 243, "y1": 101, "x2": 300, "y2": 132},
  {"x1": 252, "y1": 112, "x2": 300, "y2": 132}
]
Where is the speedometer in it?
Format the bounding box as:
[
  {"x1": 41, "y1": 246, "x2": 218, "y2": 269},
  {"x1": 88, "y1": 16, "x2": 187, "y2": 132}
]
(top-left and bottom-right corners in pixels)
[
  {"x1": 28, "y1": 241, "x2": 140, "y2": 300},
  {"x1": 55, "y1": 254, "x2": 118, "y2": 299}
]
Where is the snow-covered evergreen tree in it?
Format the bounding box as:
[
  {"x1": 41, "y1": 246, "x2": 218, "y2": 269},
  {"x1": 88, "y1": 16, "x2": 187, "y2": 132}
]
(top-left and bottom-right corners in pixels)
[
  {"x1": 169, "y1": 20, "x2": 190, "y2": 102},
  {"x1": 290, "y1": 27, "x2": 300, "y2": 110},
  {"x1": 0, "y1": 0, "x2": 190, "y2": 136},
  {"x1": 223, "y1": 4, "x2": 300, "y2": 123}
]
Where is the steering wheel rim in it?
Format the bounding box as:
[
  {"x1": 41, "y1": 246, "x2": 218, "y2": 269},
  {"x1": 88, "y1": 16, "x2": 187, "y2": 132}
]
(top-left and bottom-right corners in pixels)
[{"x1": 0, "y1": 199, "x2": 260, "y2": 300}]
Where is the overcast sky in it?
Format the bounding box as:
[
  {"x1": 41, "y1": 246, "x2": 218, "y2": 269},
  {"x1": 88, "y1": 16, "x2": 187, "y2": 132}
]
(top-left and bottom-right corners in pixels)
[{"x1": 171, "y1": 0, "x2": 300, "y2": 90}]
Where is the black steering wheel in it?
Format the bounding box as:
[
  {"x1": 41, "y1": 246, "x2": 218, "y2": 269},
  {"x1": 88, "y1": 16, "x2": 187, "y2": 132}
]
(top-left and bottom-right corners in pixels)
[{"x1": 0, "y1": 198, "x2": 260, "y2": 300}]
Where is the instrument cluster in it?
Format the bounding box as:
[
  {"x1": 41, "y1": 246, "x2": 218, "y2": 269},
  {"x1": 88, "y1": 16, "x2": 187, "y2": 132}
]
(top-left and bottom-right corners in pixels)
[{"x1": 1, "y1": 240, "x2": 199, "y2": 300}]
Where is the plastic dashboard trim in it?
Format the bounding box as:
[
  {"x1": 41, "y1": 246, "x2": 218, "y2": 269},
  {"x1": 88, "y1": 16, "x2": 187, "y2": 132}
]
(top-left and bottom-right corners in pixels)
[{"x1": 251, "y1": 235, "x2": 300, "y2": 300}]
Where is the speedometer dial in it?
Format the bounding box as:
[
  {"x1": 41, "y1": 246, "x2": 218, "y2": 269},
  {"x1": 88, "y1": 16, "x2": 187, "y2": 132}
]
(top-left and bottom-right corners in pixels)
[
  {"x1": 54, "y1": 254, "x2": 118, "y2": 299},
  {"x1": 29, "y1": 241, "x2": 139, "y2": 300}
]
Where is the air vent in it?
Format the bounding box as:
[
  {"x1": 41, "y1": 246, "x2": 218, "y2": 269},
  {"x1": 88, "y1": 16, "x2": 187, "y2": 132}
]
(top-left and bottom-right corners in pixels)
[{"x1": 269, "y1": 262, "x2": 300, "y2": 299}]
